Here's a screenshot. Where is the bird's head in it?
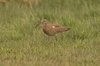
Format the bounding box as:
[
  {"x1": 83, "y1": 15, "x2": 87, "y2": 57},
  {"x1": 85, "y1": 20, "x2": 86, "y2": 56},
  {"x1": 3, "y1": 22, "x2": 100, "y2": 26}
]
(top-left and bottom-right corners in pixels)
[
  {"x1": 35, "y1": 19, "x2": 48, "y2": 27},
  {"x1": 40, "y1": 19, "x2": 48, "y2": 25},
  {"x1": 40, "y1": 19, "x2": 49, "y2": 27}
]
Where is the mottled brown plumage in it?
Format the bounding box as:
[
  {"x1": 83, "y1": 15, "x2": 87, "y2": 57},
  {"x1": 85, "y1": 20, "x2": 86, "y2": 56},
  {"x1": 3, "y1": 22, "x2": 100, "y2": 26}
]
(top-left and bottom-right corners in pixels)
[{"x1": 40, "y1": 19, "x2": 70, "y2": 36}]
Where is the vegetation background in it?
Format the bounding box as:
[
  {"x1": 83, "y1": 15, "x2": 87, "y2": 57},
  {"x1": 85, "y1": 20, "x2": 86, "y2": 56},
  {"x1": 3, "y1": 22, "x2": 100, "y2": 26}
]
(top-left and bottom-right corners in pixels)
[{"x1": 0, "y1": 0, "x2": 100, "y2": 66}]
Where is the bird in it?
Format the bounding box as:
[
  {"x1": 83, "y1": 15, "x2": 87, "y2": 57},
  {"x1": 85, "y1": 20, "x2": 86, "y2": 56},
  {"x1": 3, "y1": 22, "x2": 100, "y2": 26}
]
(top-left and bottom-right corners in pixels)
[{"x1": 40, "y1": 19, "x2": 70, "y2": 36}]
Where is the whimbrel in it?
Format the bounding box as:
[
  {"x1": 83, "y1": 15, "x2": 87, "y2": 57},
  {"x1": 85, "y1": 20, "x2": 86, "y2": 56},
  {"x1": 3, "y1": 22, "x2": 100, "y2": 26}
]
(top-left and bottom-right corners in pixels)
[{"x1": 40, "y1": 19, "x2": 70, "y2": 36}]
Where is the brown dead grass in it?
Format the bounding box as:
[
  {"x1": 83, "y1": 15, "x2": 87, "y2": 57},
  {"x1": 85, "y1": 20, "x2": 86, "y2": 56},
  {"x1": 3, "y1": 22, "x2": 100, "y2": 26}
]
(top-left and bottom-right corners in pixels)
[
  {"x1": 17, "y1": 0, "x2": 41, "y2": 7},
  {"x1": 0, "y1": 0, "x2": 10, "y2": 5}
]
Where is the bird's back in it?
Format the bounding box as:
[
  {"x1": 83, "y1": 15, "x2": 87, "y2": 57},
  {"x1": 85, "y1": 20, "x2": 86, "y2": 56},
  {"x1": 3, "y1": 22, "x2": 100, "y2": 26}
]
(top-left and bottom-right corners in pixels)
[{"x1": 43, "y1": 23, "x2": 57, "y2": 36}]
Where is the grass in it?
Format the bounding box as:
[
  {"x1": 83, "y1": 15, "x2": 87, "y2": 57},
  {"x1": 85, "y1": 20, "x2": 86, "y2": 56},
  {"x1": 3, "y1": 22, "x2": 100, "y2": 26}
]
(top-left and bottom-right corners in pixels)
[{"x1": 0, "y1": 0, "x2": 100, "y2": 66}]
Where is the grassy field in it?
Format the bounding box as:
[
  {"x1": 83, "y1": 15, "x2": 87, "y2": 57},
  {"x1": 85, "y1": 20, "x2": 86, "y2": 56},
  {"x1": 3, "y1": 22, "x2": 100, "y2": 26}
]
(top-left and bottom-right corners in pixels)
[{"x1": 0, "y1": 0, "x2": 100, "y2": 66}]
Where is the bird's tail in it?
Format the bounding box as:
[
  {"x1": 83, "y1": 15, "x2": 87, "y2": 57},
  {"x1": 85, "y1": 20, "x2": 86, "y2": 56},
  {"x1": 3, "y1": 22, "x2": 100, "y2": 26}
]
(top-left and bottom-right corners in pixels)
[
  {"x1": 56, "y1": 27, "x2": 70, "y2": 33},
  {"x1": 65, "y1": 28, "x2": 70, "y2": 31}
]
